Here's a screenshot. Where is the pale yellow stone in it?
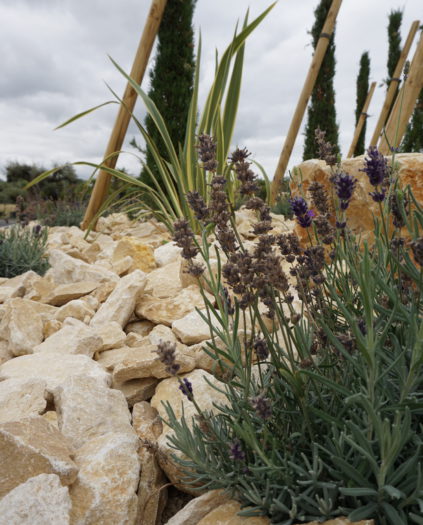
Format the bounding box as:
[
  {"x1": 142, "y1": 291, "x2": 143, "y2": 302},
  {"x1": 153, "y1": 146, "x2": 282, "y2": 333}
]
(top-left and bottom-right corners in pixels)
[
  {"x1": 136, "y1": 285, "x2": 212, "y2": 326},
  {"x1": 0, "y1": 352, "x2": 111, "y2": 391},
  {"x1": 0, "y1": 298, "x2": 56, "y2": 356},
  {"x1": 0, "y1": 416, "x2": 78, "y2": 497},
  {"x1": 93, "y1": 321, "x2": 127, "y2": 351},
  {"x1": 166, "y1": 490, "x2": 230, "y2": 525},
  {"x1": 148, "y1": 324, "x2": 177, "y2": 345},
  {"x1": 54, "y1": 298, "x2": 95, "y2": 322},
  {"x1": 88, "y1": 280, "x2": 116, "y2": 303},
  {"x1": 125, "y1": 332, "x2": 146, "y2": 347},
  {"x1": 112, "y1": 341, "x2": 196, "y2": 383},
  {"x1": 112, "y1": 236, "x2": 157, "y2": 273},
  {"x1": 113, "y1": 377, "x2": 158, "y2": 406},
  {"x1": 42, "y1": 410, "x2": 59, "y2": 430},
  {"x1": 172, "y1": 309, "x2": 216, "y2": 345},
  {"x1": 90, "y1": 269, "x2": 147, "y2": 328},
  {"x1": 33, "y1": 323, "x2": 103, "y2": 358},
  {"x1": 0, "y1": 339, "x2": 13, "y2": 365},
  {"x1": 0, "y1": 271, "x2": 42, "y2": 301},
  {"x1": 96, "y1": 345, "x2": 142, "y2": 371},
  {"x1": 0, "y1": 473, "x2": 72, "y2": 525},
  {"x1": 53, "y1": 376, "x2": 134, "y2": 450},
  {"x1": 124, "y1": 319, "x2": 155, "y2": 336},
  {"x1": 144, "y1": 260, "x2": 183, "y2": 298},
  {"x1": 43, "y1": 281, "x2": 99, "y2": 306},
  {"x1": 43, "y1": 319, "x2": 62, "y2": 338},
  {"x1": 0, "y1": 378, "x2": 47, "y2": 424},
  {"x1": 154, "y1": 241, "x2": 182, "y2": 267},
  {"x1": 69, "y1": 432, "x2": 140, "y2": 525},
  {"x1": 198, "y1": 500, "x2": 270, "y2": 524},
  {"x1": 132, "y1": 401, "x2": 163, "y2": 443},
  {"x1": 48, "y1": 249, "x2": 119, "y2": 285}
]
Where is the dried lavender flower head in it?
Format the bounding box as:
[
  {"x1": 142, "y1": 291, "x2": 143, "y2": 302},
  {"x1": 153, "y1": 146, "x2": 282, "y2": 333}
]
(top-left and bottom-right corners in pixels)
[
  {"x1": 229, "y1": 439, "x2": 246, "y2": 461},
  {"x1": 197, "y1": 134, "x2": 218, "y2": 172},
  {"x1": 172, "y1": 219, "x2": 199, "y2": 260},
  {"x1": 250, "y1": 393, "x2": 272, "y2": 420},
  {"x1": 154, "y1": 340, "x2": 180, "y2": 376},
  {"x1": 410, "y1": 237, "x2": 423, "y2": 266},
  {"x1": 314, "y1": 127, "x2": 337, "y2": 166}
]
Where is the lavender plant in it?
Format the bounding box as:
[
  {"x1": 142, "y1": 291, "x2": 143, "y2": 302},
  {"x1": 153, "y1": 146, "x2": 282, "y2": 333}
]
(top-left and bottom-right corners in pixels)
[{"x1": 162, "y1": 134, "x2": 423, "y2": 525}]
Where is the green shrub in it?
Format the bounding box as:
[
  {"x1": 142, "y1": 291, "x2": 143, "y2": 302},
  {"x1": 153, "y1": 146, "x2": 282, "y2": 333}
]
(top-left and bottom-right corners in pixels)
[
  {"x1": 0, "y1": 226, "x2": 49, "y2": 278},
  {"x1": 158, "y1": 137, "x2": 423, "y2": 524}
]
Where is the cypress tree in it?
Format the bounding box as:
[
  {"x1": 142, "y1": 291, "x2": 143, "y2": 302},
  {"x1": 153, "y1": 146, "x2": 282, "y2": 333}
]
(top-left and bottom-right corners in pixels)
[
  {"x1": 141, "y1": 0, "x2": 196, "y2": 185},
  {"x1": 402, "y1": 88, "x2": 423, "y2": 152},
  {"x1": 385, "y1": 9, "x2": 402, "y2": 122},
  {"x1": 354, "y1": 52, "x2": 370, "y2": 156},
  {"x1": 303, "y1": 0, "x2": 339, "y2": 160}
]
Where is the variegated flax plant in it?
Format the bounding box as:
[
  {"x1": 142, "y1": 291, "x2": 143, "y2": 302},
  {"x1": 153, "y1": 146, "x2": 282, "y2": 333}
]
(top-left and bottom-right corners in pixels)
[{"x1": 161, "y1": 131, "x2": 423, "y2": 525}]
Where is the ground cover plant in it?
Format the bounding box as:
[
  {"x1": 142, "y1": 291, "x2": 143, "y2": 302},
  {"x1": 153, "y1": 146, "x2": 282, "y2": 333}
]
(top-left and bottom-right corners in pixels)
[
  {"x1": 156, "y1": 133, "x2": 423, "y2": 525},
  {"x1": 0, "y1": 224, "x2": 49, "y2": 278}
]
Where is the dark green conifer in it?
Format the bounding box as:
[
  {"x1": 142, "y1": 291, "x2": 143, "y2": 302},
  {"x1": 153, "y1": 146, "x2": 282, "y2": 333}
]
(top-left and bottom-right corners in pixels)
[
  {"x1": 303, "y1": 0, "x2": 339, "y2": 160},
  {"x1": 354, "y1": 52, "x2": 370, "y2": 156},
  {"x1": 141, "y1": 0, "x2": 196, "y2": 185},
  {"x1": 385, "y1": 9, "x2": 402, "y2": 122},
  {"x1": 402, "y1": 88, "x2": 423, "y2": 152}
]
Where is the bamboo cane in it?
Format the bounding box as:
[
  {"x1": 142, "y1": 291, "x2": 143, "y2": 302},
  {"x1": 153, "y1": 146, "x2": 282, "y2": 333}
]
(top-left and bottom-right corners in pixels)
[
  {"x1": 270, "y1": 0, "x2": 343, "y2": 206},
  {"x1": 81, "y1": 0, "x2": 167, "y2": 230},
  {"x1": 378, "y1": 31, "x2": 423, "y2": 155},
  {"x1": 346, "y1": 81, "x2": 376, "y2": 158},
  {"x1": 369, "y1": 20, "x2": 420, "y2": 147}
]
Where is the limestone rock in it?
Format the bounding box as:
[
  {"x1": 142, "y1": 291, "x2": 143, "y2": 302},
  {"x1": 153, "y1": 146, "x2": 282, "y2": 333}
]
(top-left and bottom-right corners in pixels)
[
  {"x1": 0, "y1": 473, "x2": 72, "y2": 525},
  {"x1": 0, "y1": 352, "x2": 110, "y2": 391},
  {"x1": 132, "y1": 401, "x2": 163, "y2": 443},
  {"x1": 112, "y1": 341, "x2": 196, "y2": 383},
  {"x1": 90, "y1": 269, "x2": 146, "y2": 328},
  {"x1": 144, "y1": 260, "x2": 183, "y2": 298},
  {"x1": 165, "y1": 490, "x2": 230, "y2": 525},
  {"x1": 136, "y1": 285, "x2": 211, "y2": 326},
  {"x1": 42, "y1": 410, "x2": 59, "y2": 430},
  {"x1": 154, "y1": 241, "x2": 182, "y2": 267},
  {"x1": 88, "y1": 280, "x2": 116, "y2": 303},
  {"x1": 114, "y1": 377, "x2": 158, "y2": 406},
  {"x1": 43, "y1": 281, "x2": 99, "y2": 306},
  {"x1": 198, "y1": 500, "x2": 270, "y2": 524},
  {"x1": 0, "y1": 378, "x2": 47, "y2": 424},
  {"x1": 0, "y1": 339, "x2": 13, "y2": 365},
  {"x1": 151, "y1": 369, "x2": 228, "y2": 493},
  {"x1": 69, "y1": 432, "x2": 140, "y2": 525},
  {"x1": 48, "y1": 249, "x2": 119, "y2": 285},
  {"x1": 54, "y1": 298, "x2": 95, "y2": 323},
  {"x1": 112, "y1": 236, "x2": 157, "y2": 273},
  {"x1": 96, "y1": 212, "x2": 132, "y2": 234},
  {"x1": 93, "y1": 321, "x2": 127, "y2": 351},
  {"x1": 0, "y1": 271, "x2": 41, "y2": 302},
  {"x1": 172, "y1": 309, "x2": 216, "y2": 344},
  {"x1": 0, "y1": 298, "x2": 56, "y2": 356},
  {"x1": 33, "y1": 323, "x2": 103, "y2": 358},
  {"x1": 124, "y1": 319, "x2": 155, "y2": 336},
  {"x1": 96, "y1": 345, "x2": 141, "y2": 371},
  {"x1": 43, "y1": 319, "x2": 62, "y2": 338},
  {"x1": 0, "y1": 416, "x2": 78, "y2": 497},
  {"x1": 290, "y1": 153, "x2": 423, "y2": 244},
  {"x1": 148, "y1": 324, "x2": 177, "y2": 345},
  {"x1": 125, "y1": 332, "x2": 146, "y2": 347},
  {"x1": 53, "y1": 376, "x2": 134, "y2": 450}
]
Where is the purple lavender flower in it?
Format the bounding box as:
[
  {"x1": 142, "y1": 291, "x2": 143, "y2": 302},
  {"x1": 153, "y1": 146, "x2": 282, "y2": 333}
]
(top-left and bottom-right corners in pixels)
[
  {"x1": 229, "y1": 439, "x2": 245, "y2": 461},
  {"x1": 290, "y1": 196, "x2": 309, "y2": 217},
  {"x1": 290, "y1": 197, "x2": 314, "y2": 228},
  {"x1": 250, "y1": 394, "x2": 272, "y2": 420},
  {"x1": 178, "y1": 378, "x2": 194, "y2": 401},
  {"x1": 369, "y1": 190, "x2": 386, "y2": 202},
  {"x1": 361, "y1": 147, "x2": 388, "y2": 187},
  {"x1": 334, "y1": 173, "x2": 356, "y2": 205}
]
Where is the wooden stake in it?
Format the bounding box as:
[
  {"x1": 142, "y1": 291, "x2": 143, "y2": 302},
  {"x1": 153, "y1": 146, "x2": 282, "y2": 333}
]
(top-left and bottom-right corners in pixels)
[
  {"x1": 346, "y1": 81, "x2": 376, "y2": 158},
  {"x1": 378, "y1": 31, "x2": 423, "y2": 155},
  {"x1": 270, "y1": 0, "x2": 343, "y2": 205},
  {"x1": 81, "y1": 0, "x2": 167, "y2": 230},
  {"x1": 369, "y1": 20, "x2": 420, "y2": 147}
]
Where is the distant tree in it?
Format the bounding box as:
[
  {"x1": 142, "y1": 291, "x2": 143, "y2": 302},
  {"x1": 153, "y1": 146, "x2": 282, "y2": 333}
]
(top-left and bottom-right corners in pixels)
[
  {"x1": 141, "y1": 0, "x2": 196, "y2": 186},
  {"x1": 402, "y1": 88, "x2": 423, "y2": 152},
  {"x1": 387, "y1": 10, "x2": 403, "y2": 87},
  {"x1": 354, "y1": 52, "x2": 370, "y2": 156},
  {"x1": 303, "y1": 0, "x2": 339, "y2": 160},
  {"x1": 5, "y1": 162, "x2": 45, "y2": 185}
]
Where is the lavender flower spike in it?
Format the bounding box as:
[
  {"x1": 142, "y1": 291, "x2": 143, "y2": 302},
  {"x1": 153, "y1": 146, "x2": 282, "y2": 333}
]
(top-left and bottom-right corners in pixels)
[
  {"x1": 333, "y1": 172, "x2": 356, "y2": 210},
  {"x1": 178, "y1": 378, "x2": 194, "y2": 401},
  {"x1": 361, "y1": 147, "x2": 388, "y2": 187}
]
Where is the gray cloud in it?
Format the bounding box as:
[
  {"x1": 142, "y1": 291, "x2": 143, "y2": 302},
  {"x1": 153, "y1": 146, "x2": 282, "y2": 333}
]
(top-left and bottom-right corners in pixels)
[{"x1": 0, "y1": 0, "x2": 421, "y2": 182}]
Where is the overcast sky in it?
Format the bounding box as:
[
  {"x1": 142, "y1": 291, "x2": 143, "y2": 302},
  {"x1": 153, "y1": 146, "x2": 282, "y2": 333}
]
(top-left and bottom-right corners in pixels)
[{"x1": 0, "y1": 0, "x2": 421, "y2": 182}]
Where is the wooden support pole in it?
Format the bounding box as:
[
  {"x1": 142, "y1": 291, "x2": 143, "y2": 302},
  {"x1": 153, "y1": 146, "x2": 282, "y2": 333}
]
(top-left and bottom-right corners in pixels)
[
  {"x1": 81, "y1": 0, "x2": 167, "y2": 230},
  {"x1": 346, "y1": 81, "x2": 376, "y2": 158},
  {"x1": 270, "y1": 0, "x2": 343, "y2": 206},
  {"x1": 369, "y1": 20, "x2": 420, "y2": 147},
  {"x1": 378, "y1": 31, "x2": 423, "y2": 155}
]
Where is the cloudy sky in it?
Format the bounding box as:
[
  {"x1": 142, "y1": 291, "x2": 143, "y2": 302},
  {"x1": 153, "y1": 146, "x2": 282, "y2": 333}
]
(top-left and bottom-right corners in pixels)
[{"x1": 0, "y1": 0, "x2": 421, "y2": 182}]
